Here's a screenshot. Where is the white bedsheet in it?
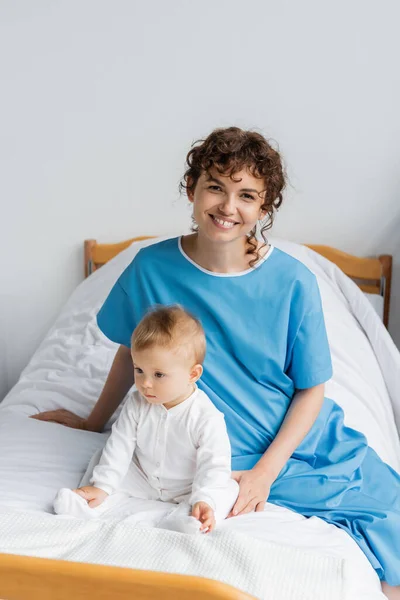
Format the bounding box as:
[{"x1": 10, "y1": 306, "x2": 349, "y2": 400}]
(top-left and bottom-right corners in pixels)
[{"x1": 1, "y1": 236, "x2": 398, "y2": 600}]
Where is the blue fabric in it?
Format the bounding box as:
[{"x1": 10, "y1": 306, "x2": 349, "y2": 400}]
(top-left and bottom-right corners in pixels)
[{"x1": 97, "y1": 237, "x2": 400, "y2": 585}]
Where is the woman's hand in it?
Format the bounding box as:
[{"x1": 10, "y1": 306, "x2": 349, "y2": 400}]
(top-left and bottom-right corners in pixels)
[
  {"x1": 30, "y1": 409, "x2": 89, "y2": 430},
  {"x1": 228, "y1": 468, "x2": 273, "y2": 517}
]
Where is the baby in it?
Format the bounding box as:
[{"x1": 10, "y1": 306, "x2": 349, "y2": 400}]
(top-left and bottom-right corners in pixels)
[{"x1": 54, "y1": 305, "x2": 238, "y2": 533}]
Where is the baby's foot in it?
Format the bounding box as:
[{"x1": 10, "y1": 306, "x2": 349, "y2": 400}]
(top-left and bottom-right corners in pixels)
[
  {"x1": 158, "y1": 514, "x2": 202, "y2": 535},
  {"x1": 53, "y1": 488, "x2": 99, "y2": 520}
]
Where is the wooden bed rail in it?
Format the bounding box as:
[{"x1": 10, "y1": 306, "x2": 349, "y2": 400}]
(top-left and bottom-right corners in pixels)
[
  {"x1": 307, "y1": 245, "x2": 392, "y2": 327},
  {"x1": 0, "y1": 552, "x2": 255, "y2": 600},
  {"x1": 84, "y1": 236, "x2": 155, "y2": 278}
]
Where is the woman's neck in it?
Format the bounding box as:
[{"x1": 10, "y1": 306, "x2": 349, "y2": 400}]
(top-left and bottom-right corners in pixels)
[{"x1": 181, "y1": 232, "x2": 256, "y2": 274}]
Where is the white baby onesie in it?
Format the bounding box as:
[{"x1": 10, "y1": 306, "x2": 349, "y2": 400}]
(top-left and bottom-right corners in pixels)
[{"x1": 54, "y1": 386, "x2": 238, "y2": 532}]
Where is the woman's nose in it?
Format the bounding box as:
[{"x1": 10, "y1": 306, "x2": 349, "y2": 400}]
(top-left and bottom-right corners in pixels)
[{"x1": 219, "y1": 195, "x2": 236, "y2": 215}]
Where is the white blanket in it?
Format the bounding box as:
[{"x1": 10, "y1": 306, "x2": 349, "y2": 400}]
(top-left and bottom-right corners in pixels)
[
  {"x1": 0, "y1": 235, "x2": 397, "y2": 600},
  {"x1": 0, "y1": 510, "x2": 343, "y2": 600}
]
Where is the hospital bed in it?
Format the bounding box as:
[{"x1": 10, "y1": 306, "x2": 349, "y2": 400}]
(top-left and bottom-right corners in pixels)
[{"x1": 0, "y1": 235, "x2": 398, "y2": 600}]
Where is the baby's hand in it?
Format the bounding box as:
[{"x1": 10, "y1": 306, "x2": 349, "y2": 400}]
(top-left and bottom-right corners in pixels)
[
  {"x1": 73, "y1": 485, "x2": 109, "y2": 508},
  {"x1": 191, "y1": 501, "x2": 216, "y2": 533}
]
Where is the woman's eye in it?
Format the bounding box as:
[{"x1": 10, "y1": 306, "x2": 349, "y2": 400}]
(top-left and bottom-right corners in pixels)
[
  {"x1": 155, "y1": 372, "x2": 165, "y2": 379},
  {"x1": 209, "y1": 185, "x2": 222, "y2": 192},
  {"x1": 241, "y1": 193, "x2": 255, "y2": 201}
]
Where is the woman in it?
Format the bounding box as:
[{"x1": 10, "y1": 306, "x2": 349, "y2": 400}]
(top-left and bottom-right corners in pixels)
[{"x1": 34, "y1": 127, "x2": 400, "y2": 596}]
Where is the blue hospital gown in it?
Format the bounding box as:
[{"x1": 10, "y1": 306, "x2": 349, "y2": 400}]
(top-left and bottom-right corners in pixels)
[{"x1": 97, "y1": 237, "x2": 400, "y2": 585}]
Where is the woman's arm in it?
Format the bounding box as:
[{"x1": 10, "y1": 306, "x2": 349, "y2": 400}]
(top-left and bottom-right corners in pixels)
[
  {"x1": 230, "y1": 383, "x2": 324, "y2": 516},
  {"x1": 255, "y1": 383, "x2": 325, "y2": 481},
  {"x1": 86, "y1": 345, "x2": 134, "y2": 432},
  {"x1": 32, "y1": 345, "x2": 134, "y2": 432}
]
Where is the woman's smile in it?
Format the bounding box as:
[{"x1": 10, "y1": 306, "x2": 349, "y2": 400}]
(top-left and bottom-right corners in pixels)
[{"x1": 209, "y1": 214, "x2": 239, "y2": 230}]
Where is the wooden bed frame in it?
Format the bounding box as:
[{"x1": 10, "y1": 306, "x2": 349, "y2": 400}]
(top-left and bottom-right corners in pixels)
[
  {"x1": 0, "y1": 236, "x2": 392, "y2": 600},
  {"x1": 0, "y1": 552, "x2": 254, "y2": 600},
  {"x1": 84, "y1": 237, "x2": 393, "y2": 327}
]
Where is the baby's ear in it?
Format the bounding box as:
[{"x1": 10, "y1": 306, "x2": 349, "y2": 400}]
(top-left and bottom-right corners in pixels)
[{"x1": 190, "y1": 364, "x2": 203, "y2": 383}]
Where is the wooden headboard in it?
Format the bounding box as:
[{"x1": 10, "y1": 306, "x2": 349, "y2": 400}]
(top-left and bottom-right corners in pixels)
[
  {"x1": 84, "y1": 238, "x2": 392, "y2": 328},
  {"x1": 306, "y1": 245, "x2": 392, "y2": 327}
]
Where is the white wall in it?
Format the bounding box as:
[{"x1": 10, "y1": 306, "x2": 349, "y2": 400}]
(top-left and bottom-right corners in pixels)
[{"x1": 0, "y1": 0, "x2": 399, "y2": 401}]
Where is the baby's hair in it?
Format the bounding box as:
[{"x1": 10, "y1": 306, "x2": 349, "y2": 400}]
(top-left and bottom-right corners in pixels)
[
  {"x1": 131, "y1": 305, "x2": 206, "y2": 364},
  {"x1": 179, "y1": 126, "x2": 286, "y2": 266}
]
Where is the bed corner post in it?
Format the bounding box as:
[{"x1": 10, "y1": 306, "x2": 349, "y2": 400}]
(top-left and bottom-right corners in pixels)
[
  {"x1": 378, "y1": 254, "x2": 392, "y2": 329},
  {"x1": 84, "y1": 239, "x2": 97, "y2": 279}
]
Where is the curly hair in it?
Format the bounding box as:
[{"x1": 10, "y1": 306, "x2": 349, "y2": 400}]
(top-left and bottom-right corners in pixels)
[{"x1": 179, "y1": 127, "x2": 286, "y2": 266}]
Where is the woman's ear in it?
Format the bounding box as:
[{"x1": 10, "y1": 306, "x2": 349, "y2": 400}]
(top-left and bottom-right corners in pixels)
[
  {"x1": 259, "y1": 207, "x2": 267, "y2": 220},
  {"x1": 190, "y1": 364, "x2": 203, "y2": 383},
  {"x1": 187, "y1": 177, "x2": 194, "y2": 203}
]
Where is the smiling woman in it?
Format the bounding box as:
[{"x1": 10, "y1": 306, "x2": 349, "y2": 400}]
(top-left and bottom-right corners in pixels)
[
  {"x1": 181, "y1": 168, "x2": 273, "y2": 274},
  {"x1": 193, "y1": 170, "x2": 266, "y2": 233},
  {"x1": 180, "y1": 127, "x2": 285, "y2": 269}
]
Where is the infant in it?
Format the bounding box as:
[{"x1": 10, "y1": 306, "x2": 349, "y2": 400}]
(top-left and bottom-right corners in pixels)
[{"x1": 54, "y1": 305, "x2": 238, "y2": 533}]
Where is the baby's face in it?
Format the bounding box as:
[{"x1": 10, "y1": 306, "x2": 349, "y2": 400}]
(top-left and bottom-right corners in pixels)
[{"x1": 131, "y1": 346, "x2": 199, "y2": 409}]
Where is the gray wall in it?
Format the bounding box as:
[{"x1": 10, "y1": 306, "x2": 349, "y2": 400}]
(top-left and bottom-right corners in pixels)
[{"x1": 0, "y1": 0, "x2": 399, "y2": 399}]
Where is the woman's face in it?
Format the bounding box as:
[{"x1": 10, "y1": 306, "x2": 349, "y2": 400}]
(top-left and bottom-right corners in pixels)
[{"x1": 188, "y1": 168, "x2": 266, "y2": 243}]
